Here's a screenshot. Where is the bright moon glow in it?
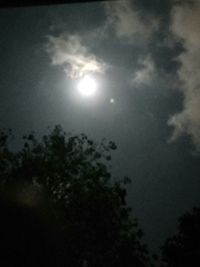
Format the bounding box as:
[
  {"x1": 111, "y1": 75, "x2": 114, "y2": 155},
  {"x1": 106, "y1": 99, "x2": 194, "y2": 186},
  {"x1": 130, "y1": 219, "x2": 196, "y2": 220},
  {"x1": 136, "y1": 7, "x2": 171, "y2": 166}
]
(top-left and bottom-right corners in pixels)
[{"x1": 78, "y1": 75, "x2": 97, "y2": 97}]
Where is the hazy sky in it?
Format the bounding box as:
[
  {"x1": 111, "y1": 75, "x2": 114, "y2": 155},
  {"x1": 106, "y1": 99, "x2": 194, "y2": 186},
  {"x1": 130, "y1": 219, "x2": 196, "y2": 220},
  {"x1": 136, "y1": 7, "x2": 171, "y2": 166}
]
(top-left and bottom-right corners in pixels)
[{"x1": 1, "y1": 0, "x2": 200, "y2": 253}]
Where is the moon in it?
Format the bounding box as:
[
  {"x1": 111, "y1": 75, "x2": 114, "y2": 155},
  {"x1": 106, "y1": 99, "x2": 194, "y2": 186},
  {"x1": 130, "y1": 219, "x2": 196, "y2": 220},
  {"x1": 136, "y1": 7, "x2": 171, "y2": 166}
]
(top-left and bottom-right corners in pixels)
[{"x1": 77, "y1": 75, "x2": 97, "y2": 97}]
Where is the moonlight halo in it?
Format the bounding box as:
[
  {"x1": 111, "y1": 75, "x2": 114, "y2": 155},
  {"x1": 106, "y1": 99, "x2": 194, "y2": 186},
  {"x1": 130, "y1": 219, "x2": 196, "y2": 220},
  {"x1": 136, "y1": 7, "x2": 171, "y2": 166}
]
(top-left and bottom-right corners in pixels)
[{"x1": 77, "y1": 75, "x2": 97, "y2": 97}]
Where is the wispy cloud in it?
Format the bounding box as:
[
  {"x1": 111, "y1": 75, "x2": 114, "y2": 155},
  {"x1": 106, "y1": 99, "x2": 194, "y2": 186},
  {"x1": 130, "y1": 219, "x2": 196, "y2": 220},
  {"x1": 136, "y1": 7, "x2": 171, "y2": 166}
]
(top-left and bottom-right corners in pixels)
[
  {"x1": 132, "y1": 55, "x2": 155, "y2": 86},
  {"x1": 46, "y1": 34, "x2": 106, "y2": 79},
  {"x1": 168, "y1": 1, "x2": 200, "y2": 149},
  {"x1": 104, "y1": 0, "x2": 158, "y2": 42},
  {"x1": 131, "y1": 53, "x2": 177, "y2": 95}
]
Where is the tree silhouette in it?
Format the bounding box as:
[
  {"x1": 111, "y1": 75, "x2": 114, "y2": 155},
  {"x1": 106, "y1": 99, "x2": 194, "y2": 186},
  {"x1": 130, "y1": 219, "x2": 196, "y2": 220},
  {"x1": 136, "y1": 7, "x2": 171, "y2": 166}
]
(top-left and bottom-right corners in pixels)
[
  {"x1": 0, "y1": 126, "x2": 149, "y2": 267},
  {"x1": 161, "y1": 207, "x2": 200, "y2": 267}
]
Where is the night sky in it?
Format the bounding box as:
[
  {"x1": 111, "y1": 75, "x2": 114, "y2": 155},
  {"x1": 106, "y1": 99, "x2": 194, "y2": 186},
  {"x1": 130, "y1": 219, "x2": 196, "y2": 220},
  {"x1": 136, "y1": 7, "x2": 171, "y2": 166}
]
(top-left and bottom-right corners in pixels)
[{"x1": 1, "y1": 0, "x2": 200, "y2": 253}]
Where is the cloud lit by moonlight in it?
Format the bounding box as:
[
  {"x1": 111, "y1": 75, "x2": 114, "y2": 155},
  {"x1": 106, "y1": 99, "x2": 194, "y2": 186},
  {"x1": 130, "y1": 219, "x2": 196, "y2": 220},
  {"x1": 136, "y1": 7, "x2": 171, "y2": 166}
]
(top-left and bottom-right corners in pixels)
[{"x1": 46, "y1": 34, "x2": 106, "y2": 79}]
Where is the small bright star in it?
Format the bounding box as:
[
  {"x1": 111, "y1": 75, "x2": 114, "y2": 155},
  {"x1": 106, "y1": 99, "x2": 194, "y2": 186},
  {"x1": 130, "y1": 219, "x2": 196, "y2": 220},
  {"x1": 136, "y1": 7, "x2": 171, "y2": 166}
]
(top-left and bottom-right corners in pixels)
[{"x1": 110, "y1": 98, "x2": 115, "y2": 104}]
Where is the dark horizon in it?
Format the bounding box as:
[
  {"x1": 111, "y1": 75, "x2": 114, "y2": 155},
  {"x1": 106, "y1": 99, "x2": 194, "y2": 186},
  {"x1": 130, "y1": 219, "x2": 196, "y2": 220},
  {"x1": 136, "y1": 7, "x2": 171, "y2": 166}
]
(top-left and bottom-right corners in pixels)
[{"x1": 0, "y1": 0, "x2": 109, "y2": 8}]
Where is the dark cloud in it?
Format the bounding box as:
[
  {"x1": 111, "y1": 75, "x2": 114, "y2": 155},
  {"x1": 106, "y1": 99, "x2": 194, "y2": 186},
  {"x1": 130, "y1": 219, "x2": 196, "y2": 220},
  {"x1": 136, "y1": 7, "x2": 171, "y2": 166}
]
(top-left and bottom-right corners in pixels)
[
  {"x1": 104, "y1": 0, "x2": 159, "y2": 43},
  {"x1": 168, "y1": 1, "x2": 200, "y2": 150},
  {"x1": 131, "y1": 54, "x2": 156, "y2": 86}
]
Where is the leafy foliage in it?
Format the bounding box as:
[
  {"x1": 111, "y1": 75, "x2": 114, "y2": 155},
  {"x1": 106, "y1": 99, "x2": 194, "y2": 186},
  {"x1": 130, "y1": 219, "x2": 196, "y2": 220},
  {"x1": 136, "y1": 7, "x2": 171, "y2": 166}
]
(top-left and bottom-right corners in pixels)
[
  {"x1": 0, "y1": 125, "x2": 149, "y2": 267},
  {"x1": 161, "y1": 207, "x2": 200, "y2": 267}
]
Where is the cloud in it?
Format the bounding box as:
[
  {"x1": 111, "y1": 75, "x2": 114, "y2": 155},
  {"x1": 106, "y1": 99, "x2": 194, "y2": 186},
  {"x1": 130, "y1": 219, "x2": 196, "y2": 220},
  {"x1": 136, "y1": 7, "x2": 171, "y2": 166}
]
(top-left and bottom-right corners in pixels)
[
  {"x1": 104, "y1": 1, "x2": 158, "y2": 42},
  {"x1": 132, "y1": 55, "x2": 155, "y2": 86},
  {"x1": 131, "y1": 54, "x2": 177, "y2": 94},
  {"x1": 46, "y1": 34, "x2": 106, "y2": 78},
  {"x1": 168, "y1": 1, "x2": 200, "y2": 149}
]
